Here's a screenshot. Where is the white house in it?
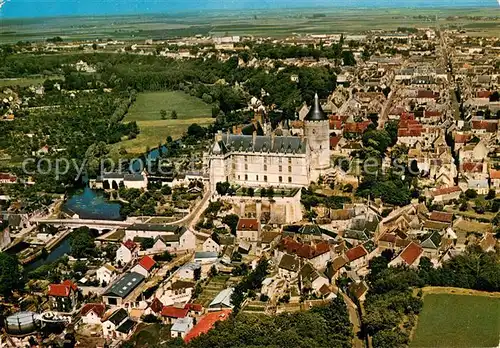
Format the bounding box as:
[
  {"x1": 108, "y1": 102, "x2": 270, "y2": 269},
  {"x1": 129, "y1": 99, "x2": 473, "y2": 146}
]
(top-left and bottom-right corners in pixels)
[
  {"x1": 81, "y1": 303, "x2": 106, "y2": 325},
  {"x1": 102, "y1": 308, "x2": 133, "y2": 339},
  {"x1": 96, "y1": 264, "x2": 117, "y2": 286},
  {"x1": 236, "y1": 218, "x2": 261, "y2": 242},
  {"x1": 194, "y1": 252, "x2": 218, "y2": 264},
  {"x1": 130, "y1": 255, "x2": 156, "y2": 278},
  {"x1": 202, "y1": 237, "x2": 221, "y2": 254},
  {"x1": 344, "y1": 245, "x2": 368, "y2": 270},
  {"x1": 115, "y1": 240, "x2": 138, "y2": 266},
  {"x1": 171, "y1": 317, "x2": 194, "y2": 339}
]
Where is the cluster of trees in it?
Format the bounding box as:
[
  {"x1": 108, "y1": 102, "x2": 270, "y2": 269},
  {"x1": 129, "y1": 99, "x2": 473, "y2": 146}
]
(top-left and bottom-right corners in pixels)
[
  {"x1": 69, "y1": 227, "x2": 97, "y2": 258},
  {"x1": 301, "y1": 187, "x2": 352, "y2": 210},
  {"x1": 0, "y1": 252, "x2": 24, "y2": 297},
  {"x1": 230, "y1": 258, "x2": 269, "y2": 312}
]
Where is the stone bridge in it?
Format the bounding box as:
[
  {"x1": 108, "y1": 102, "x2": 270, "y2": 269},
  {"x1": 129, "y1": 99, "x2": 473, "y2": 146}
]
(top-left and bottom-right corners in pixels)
[{"x1": 33, "y1": 218, "x2": 133, "y2": 233}]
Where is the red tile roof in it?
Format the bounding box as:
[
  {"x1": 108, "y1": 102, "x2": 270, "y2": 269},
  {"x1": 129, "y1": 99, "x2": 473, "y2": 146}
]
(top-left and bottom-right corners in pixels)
[
  {"x1": 476, "y1": 91, "x2": 491, "y2": 98},
  {"x1": 161, "y1": 306, "x2": 189, "y2": 318},
  {"x1": 378, "y1": 233, "x2": 396, "y2": 243},
  {"x1": 462, "y1": 162, "x2": 483, "y2": 173},
  {"x1": 278, "y1": 237, "x2": 330, "y2": 259},
  {"x1": 138, "y1": 255, "x2": 156, "y2": 271},
  {"x1": 0, "y1": 173, "x2": 16, "y2": 182},
  {"x1": 417, "y1": 90, "x2": 438, "y2": 99},
  {"x1": 184, "y1": 310, "x2": 232, "y2": 343},
  {"x1": 343, "y1": 121, "x2": 372, "y2": 134},
  {"x1": 184, "y1": 303, "x2": 203, "y2": 312},
  {"x1": 429, "y1": 211, "x2": 454, "y2": 224},
  {"x1": 472, "y1": 120, "x2": 498, "y2": 132},
  {"x1": 330, "y1": 136, "x2": 342, "y2": 148},
  {"x1": 345, "y1": 245, "x2": 368, "y2": 262},
  {"x1": 490, "y1": 169, "x2": 500, "y2": 180},
  {"x1": 150, "y1": 298, "x2": 163, "y2": 313},
  {"x1": 81, "y1": 303, "x2": 106, "y2": 318},
  {"x1": 237, "y1": 218, "x2": 259, "y2": 232},
  {"x1": 432, "y1": 186, "x2": 462, "y2": 197},
  {"x1": 454, "y1": 133, "x2": 471, "y2": 144},
  {"x1": 48, "y1": 280, "x2": 78, "y2": 297},
  {"x1": 399, "y1": 242, "x2": 423, "y2": 266},
  {"x1": 123, "y1": 239, "x2": 138, "y2": 251}
]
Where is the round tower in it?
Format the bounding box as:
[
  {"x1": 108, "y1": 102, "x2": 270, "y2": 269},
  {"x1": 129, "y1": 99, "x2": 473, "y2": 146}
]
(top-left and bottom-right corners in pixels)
[{"x1": 304, "y1": 93, "x2": 331, "y2": 181}]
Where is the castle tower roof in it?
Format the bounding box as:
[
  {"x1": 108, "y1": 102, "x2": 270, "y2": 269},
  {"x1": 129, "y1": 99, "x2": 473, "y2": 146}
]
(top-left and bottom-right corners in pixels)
[{"x1": 304, "y1": 93, "x2": 327, "y2": 121}]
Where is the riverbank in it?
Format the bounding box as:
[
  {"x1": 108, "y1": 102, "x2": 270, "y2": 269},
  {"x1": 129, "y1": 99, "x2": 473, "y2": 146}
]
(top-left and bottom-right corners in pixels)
[{"x1": 21, "y1": 228, "x2": 72, "y2": 268}]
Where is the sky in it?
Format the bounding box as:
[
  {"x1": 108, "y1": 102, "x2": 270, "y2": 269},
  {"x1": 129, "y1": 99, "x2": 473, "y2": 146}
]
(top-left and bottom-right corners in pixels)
[{"x1": 0, "y1": 0, "x2": 495, "y2": 19}]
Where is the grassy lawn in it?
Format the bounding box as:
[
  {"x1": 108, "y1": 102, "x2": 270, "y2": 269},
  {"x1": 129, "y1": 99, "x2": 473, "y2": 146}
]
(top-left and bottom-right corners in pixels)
[
  {"x1": 411, "y1": 294, "x2": 500, "y2": 348},
  {"x1": 0, "y1": 76, "x2": 64, "y2": 87},
  {"x1": 118, "y1": 91, "x2": 213, "y2": 154}
]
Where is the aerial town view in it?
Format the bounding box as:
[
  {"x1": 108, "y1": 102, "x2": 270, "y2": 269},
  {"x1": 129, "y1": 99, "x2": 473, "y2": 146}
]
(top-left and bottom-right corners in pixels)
[{"x1": 0, "y1": 0, "x2": 499, "y2": 347}]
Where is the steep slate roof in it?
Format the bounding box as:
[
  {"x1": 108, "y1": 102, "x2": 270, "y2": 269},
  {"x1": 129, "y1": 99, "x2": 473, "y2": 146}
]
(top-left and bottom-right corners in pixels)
[
  {"x1": 214, "y1": 134, "x2": 307, "y2": 155},
  {"x1": 116, "y1": 319, "x2": 136, "y2": 334},
  {"x1": 106, "y1": 308, "x2": 128, "y2": 325},
  {"x1": 278, "y1": 254, "x2": 300, "y2": 272},
  {"x1": 420, "y1": 231, "x2": 442, "y2": 249},
  {"x1": 149, "y1": 298, "x2": 163, "y2": 314},
  {"x1": 304, "y1": 94, "x2": 328, "y2": 121}
]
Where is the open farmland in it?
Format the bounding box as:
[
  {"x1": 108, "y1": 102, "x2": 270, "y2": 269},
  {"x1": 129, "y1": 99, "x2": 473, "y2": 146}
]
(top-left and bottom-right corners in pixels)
[
  {"x1": 411, "y1": 293, "x2": 500, "y2": 347},
  {"x1": 119, "y1": 91, "x2": 213, "y2": 153}
]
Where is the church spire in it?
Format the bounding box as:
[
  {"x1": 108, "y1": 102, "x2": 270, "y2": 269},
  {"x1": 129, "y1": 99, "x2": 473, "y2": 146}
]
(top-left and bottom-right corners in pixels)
[{"x1": 304, "y1": 93, "x2": 327, "y2": 121}]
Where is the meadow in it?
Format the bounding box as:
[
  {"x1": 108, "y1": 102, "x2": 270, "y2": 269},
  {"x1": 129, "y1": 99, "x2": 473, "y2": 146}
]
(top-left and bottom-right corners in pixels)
[
  {"x1": 411, "y1": 293, "x2": 500, "y2": 347},
  {"x1": 118, "y1": 90, "x2": 213, "y2": 153}
]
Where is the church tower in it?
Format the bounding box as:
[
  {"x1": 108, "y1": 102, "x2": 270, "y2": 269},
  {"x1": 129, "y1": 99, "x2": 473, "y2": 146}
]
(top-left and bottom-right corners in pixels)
[{"x1": 304, "y1": 93, "x2": 331, "y2": 181}]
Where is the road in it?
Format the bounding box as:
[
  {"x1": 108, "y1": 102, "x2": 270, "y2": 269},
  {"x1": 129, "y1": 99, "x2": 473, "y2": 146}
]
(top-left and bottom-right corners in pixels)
[{"x1": 341, "y1": 292, "x2": 364, "y2": 348}]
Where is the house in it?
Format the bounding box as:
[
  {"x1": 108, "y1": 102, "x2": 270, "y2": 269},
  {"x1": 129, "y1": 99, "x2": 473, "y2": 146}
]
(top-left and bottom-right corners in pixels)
[
  {"x1": 158, "y1": 280, "x2": 195, "y2": 306},
  {"x1": 236, "y1": 218, "x2": 261, "y2": 242},
  {"x1": 349, "y1": 281, "x2": 369, "y2": 303},
  {"x1": 345, "y1": 245, "x2": 368, "y2": 270},
  {"x1": 125, "y1": 224, "x2": 197, "y2": 251},
  {"x1": 389, "y1": 242, "x2": 423, "y2": 268},
  {"x1": 115, "y1": 240, "x2": 138, "y2": 266},
  {"x1": 327, "y1": 255, "x2": 349, "y2": 281},
  {"x1": 194, "y1": 251, "x2": 218, "y2": 264},
  {"x1": 161, "y1": 306, "x2": 189, "y2": 324},
  {"x1": 171, "y1": 317, "x2": 194, "y2": 339},
  {"x1": 208, "y1": 288, "x2": 234, "y2": 311},
  {"x1": 278, "y1": 253, "x2": 300, "y2": 280},
  {"x1": 0, "y1": 173, "x2": 17, "y2": 184},
  {"x1": 184, "y1": 310, "x2": 232, "y2": 343},
  {"x1": 276, "y1": 237, "x2": 331, "y2": 270},
  {"x1": 102, "y1": 308, "x2": 136, "y2": 340},
  {"x1": 47, "y1": 280, "x2": 79, "y2": 313},
  {"x1": 96, "y1": 264, "x2": 117, "y2": 286},
  {"x1": 428, "y1": 212, "x2": 454, "y2": 225},
  {"x1": 184, "y1": 303, "x2": 204, "y2": 317},
  {"x1": 130, "y1": 255, "x2": 156, "y2": 277},
  {"x1": 145, "y1": 298, "x2": 164, "y2": 317},
  {"x1": 430, "y1": 186, "x2": 462, "y2": 203},
  {"x1": 102, "y1": 272, "x2": 145, "y2": 306},
  {"x1": 202, "y1": 236, "x2": 221, "y2": 254},
  {"x1": 298, "y1": 262, "x2": 329, "y2": 295},
  {"x1": 490, "y1": 169, "x2": 500, "y2": 193},
  {"x1": 420, "y1": 231, "x2": 443, "y2": 258},
  {"x1": 178, "y1": 262, "x2": 202, "y2": 280},
  {"x1": 81, "y1": 303, "x2": 106, "y2": 325}
]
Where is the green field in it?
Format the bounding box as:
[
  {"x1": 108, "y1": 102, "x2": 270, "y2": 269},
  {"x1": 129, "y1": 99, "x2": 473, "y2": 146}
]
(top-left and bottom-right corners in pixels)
[
  {"x1": 411, "y1": 294, "x2": 500, "y2": 348},
  {"x1": 119, "y1": 91, "x2": 213, "y2": 153}
]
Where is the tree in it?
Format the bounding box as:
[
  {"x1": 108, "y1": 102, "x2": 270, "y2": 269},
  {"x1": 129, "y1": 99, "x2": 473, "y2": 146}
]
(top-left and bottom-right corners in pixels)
[
  {"x1": 69, "y1": 227, "x2": 96, "y2": 258},
  {"x1": 465, "y1": 189, "x2": 478, "y2": 200},
  {"x1": 247, "y1": 187, "x2": 255, "y2": 197},
  {"x1": 72, "y1": 260, "x2": 88, "y2": 275},
  {"x1": 362, "y1": 129, "x2": 392, "y2": 155},
  {"x1": 216, "y1": 181, "x2": 230, "y2": 195},
  {"x1": 160, "y1": 109, "x2": 167, "y2": 120},
  {"x1": 187, "y1": 123, "x2": 205, "y2": 138},
  {"x1": 209, "y1": 265, "x2": 218, "y2": 277},
  {"x1": 0, "y1": 253, "x2": 24, "y2": 297},
  {"x1": 194, "y1": 266, "x2": 202, "y2": 281},
  {"x1": 486, "y1": 189, "x2": 496, "y2": 200},
  {"x1": 171, "y1": 110, "x2": 178, "y2": 119},
  {"x1": 161, "y1": 185, "x2": 172, "y2": 195},
  {"x1": 140, "y1": 238, "x2": 155, "y2": 250},
  {"x1": 222, "y1": 214, "x2": 240, "y2": 235}
]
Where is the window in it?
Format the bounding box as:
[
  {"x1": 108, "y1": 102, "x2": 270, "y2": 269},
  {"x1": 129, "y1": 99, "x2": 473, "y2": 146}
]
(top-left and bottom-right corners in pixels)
[
  {"x1": 288, "y1": 158, "x2": 292, "y2": 164},
  {"x1": 264, "y1": 164, "x2": 267, "y2": 171},
  {"x1": 245, "y1": 164, "x2": 248, "y2": 170},
  {"x1": 256, "y1": 175, "x2": 259, "y2": 181},
  {"x1": 279, "y1": 176, "x2": 283, "y2": 183},
  {"x1": 264, "y1": 175, "x2": 268, "y2": 182},
  {"x1": 245, "y1": 174, "x2": 248, "y2": 180},
  {"x1": 238, "y1": 175, "x2": 240, "y2": 180},
  {"x1": 279, "y1": 165, "x2": 282, "y2": 172},
  {"x1": 288, "y1": 166, "x2": 292, "y2": 173},
  {"x1": 244, "y1": 156, "x2": 248, "y2": 162},
  {"x1": 279, "y1": 157, "x2": 283, "y2": 164},
  {"x1": 288, "y1": 177, "x2": 292, "y2": 183}
]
